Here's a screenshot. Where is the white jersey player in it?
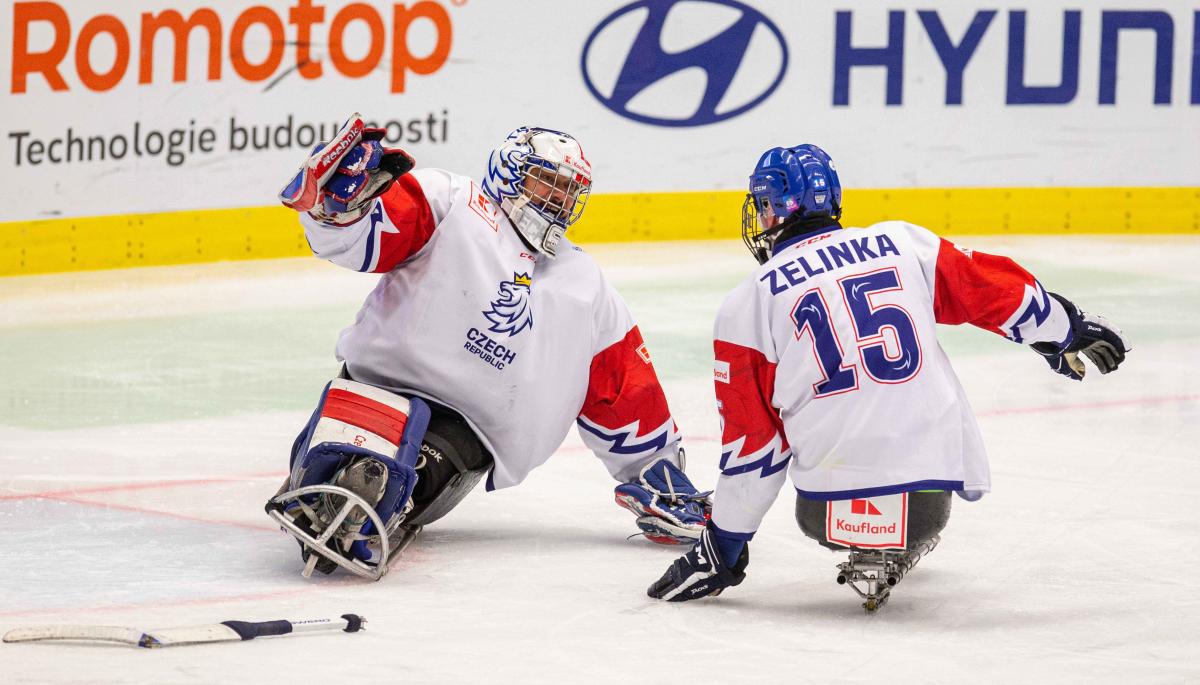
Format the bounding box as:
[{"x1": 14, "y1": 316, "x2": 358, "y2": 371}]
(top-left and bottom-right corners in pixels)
[
  {"x1": 648, "y1": 144, "x2": 1130, "y2": 609},
  {"x1": 266, "y1": 116, "x2": 709, "y2": 580}
]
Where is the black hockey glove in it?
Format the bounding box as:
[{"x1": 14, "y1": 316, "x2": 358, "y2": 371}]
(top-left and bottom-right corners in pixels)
[
  {"x1": 1031, "y1": 293, "x2": 1131, "y2": 381},
  {"x1": 647, "y1": 526, "x2": 748, "y2": 602}
]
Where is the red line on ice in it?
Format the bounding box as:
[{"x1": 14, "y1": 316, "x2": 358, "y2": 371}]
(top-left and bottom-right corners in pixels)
[
  {"x1": 0, "y1": 471, "x2": 286, "y2": 501},
  {"x1": 1, "y1": 394, "x2": 1191, "y2": 534},
  {"x1": 43, "y1": 494, "x2": 281, "y2": 533}
]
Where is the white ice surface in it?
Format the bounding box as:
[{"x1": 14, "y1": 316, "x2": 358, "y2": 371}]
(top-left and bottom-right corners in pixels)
[{"x1": 1, "y1": 238, "x2": 1198, "y2": 683}]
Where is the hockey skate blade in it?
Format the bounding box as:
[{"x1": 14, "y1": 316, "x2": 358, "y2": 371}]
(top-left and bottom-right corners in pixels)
[{"x1": 390, "y1": 524, "x2": 422, "y2": 559}]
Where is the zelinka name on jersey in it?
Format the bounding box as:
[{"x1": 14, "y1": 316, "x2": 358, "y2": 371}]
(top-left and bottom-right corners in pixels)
[{"x1": 710, "y1": 222, "x2": 1072, "y2": 539}]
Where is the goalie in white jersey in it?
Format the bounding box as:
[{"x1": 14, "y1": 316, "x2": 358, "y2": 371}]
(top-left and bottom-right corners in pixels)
[
  {"x1": 648, "y1": 144, "x2": 1130, "y2": 609},
  {"x1": 265, "y1": 116, "x2": 709, "y2": 580}
]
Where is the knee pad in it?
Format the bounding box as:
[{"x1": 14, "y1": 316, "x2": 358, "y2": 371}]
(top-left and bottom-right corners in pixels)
[
  {"x1": 269, "y1": 379, "x2": 431, "y2": 580},
  {"x1": 795, "y1": 491, "x2": 951, "y2": 552}
]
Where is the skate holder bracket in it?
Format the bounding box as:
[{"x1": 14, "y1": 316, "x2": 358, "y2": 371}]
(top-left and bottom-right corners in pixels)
[{"x1": 832, "y1": 536, "x2": 940, "y2": 612}]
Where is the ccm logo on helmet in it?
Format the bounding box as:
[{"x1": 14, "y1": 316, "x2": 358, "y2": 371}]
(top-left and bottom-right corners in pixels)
[
  {"x1": 580, "y1": 0, "x2": 788, "y2": 127},
  {"x1": 11, "y1": 1, "x2": 452, "y2": 94}
]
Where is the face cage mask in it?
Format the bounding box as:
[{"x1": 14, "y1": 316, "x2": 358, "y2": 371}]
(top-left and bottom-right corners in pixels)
[
  {"x1": 506, "y1": 160, "x2": 590, "y2": 258},
  {"x1": 741, "y1": 193, "x2": 787, "y2": 265}
]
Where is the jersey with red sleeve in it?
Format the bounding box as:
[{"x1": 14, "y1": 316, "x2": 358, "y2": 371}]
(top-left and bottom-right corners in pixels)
[
  {"x1": 709, "y1": 221, "x2": 1073, "y2": 538},
  {"x1": 300, "y1": 168, "x2": 680, "y2": 490},
  {"x1": 577, "y1": 325, "x2": 681, "y2": 482}
]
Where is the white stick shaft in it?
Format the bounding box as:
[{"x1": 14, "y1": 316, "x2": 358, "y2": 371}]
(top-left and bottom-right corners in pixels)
[{"x1": 3, "y1": 615, "x2": 365, "y2": 648}]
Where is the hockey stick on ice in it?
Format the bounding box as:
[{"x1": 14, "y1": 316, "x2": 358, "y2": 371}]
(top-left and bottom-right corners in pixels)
[{"x1": 2, "y1": 614, "x2": 365, "y2": 649}]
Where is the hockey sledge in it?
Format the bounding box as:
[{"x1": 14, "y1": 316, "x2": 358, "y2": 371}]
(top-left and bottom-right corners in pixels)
[{"x1": 834, "y1": 535, "x2": 940, "y2": 611}]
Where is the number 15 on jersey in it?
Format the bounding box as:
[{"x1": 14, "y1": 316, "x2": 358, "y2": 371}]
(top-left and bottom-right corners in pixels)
[{"x1": 790, "y1": 267, "x2": 923, "y2": 398}]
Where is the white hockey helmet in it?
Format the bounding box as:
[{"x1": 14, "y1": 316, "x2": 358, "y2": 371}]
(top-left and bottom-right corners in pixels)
[{"x1": 482, "y1": 127, "x2": 592, "y2": 257}]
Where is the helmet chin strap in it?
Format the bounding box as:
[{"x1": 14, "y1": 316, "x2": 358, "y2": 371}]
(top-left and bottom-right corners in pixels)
[
  {"x1": 541, "y1": 224, "x2": 565, "y2": 255},
  {"x1": 505, "y1": 196, "x2": 562, "y2": 258}
]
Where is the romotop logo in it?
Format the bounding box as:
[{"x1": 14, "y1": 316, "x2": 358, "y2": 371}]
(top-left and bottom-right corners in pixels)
[
  {"x1": 10, "y1": 1, "x2": 453, "y2": 94},
  {"x1": 581, "y1": 0, "x2": 788, "y2": 127}
]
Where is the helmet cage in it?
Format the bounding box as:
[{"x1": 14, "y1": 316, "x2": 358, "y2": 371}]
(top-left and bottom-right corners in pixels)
[
  {"x1": 742, "y1": 193, "x2": 786, "y2": 265},
  {"x1": 740, "y1": 144, "x2": 842, "y2": 265},
  {"x1": 483, "y1": 127, "x2": 592, "y2": 258},
  {"x1": 519, "y1": 157, "x2": 590, "y2": 229}
]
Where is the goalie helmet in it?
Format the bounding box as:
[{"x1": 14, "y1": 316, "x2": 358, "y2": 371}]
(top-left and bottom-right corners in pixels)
[
  {"x1": 741, "y1": 144, "x2": 842, "y2": 264},
  {"x1": 482, "y1": 127, "x2": 592, "y2": 258}
]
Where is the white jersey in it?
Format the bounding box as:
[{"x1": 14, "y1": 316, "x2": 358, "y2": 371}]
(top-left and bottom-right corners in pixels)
[
  {"x1": 710, "y1": 222, "x2": 1074, "y2": 538},
  {"x1": 301, "y1": 168, "x2": 680, "y2": 490}
]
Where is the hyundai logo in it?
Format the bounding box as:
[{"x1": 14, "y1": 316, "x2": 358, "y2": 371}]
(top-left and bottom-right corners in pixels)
[{"x1": 581, "y1": 0, "x2": 788, "y2": 127}]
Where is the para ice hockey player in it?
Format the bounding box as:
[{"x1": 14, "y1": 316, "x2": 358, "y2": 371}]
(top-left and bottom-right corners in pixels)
[
  {"x1": 266, "y1": 115, "x2": 709, "y2": 580},
  {"x1": 647, "y1": 144, "x2": 1131, "y2": 609}
]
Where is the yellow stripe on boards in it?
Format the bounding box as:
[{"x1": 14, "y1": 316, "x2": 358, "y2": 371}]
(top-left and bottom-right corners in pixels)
[
  {"x1": 0, "y1": 206, "x2": 304, "y2": 276},
  {"x1": 569, "y1": 187, "x2": 1200, "y2": 242},
  {"x1": 841, "y1": 187, "x2": 1200, "y2": 235},
  {"x1": 1, "y1": 187, "x2": 1197, "y2": 276}
]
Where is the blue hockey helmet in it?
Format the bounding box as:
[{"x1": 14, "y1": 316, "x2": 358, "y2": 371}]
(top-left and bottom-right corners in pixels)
[{"x1": 741, "y1": 144, "x2": 842, "y2": 264}]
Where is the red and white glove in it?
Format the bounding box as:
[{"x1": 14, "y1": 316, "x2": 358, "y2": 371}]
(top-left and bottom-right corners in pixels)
[{"x1": 279, "y1": 113, "x2": 415, "y2": 225}]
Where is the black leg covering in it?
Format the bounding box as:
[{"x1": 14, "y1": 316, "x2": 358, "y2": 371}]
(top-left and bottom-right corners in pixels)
[
  {"x1": 796, "y1": 491, "x2": 952, "y2": 552},
  {"x1": 404, "y1": 401, "x2": 493, "y2": 527}
]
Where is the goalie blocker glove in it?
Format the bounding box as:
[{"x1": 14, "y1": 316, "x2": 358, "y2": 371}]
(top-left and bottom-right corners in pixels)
[
  {"x1": 614, "y1": 457, "x2": 711, "y2": 545},
  {"x1": 280, "y1": 112, "x2": 415, "y2": 225},
  {"x1": 1032, "y1": 293, "x2": 1131, "y2": 381},
  {"x1": 647, "y1": 525, "x2": 748, "y2": 601}
]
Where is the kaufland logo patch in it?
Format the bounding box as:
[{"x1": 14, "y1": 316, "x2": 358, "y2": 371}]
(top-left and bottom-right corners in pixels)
[
  {"x1": 833, "y1": 518, "x2": 895, "y2": 535},
  {"x1": 714, "y1": 359, "x2": 730, "y2": 383},
  {"x1": 850, "y1": 498, "x2": 881, "y2": 515},
  {"x1": 636, "y1": 343, "x2": 652, "y2": 364},
  {"x1": 826, "y1": 493, "x2": 908, "y2": 549}
]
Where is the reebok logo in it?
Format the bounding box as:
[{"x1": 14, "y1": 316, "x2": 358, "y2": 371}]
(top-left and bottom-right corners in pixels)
[
  {"x1": 322, "y1": 133, "x2": 357, "y2": 165},
  {"x1": 420, "y1": 442, "x2": 444, "y2": 463}
]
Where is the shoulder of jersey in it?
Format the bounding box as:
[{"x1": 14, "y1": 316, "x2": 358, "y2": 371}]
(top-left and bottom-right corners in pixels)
[
  {"x1": 555, "y1": 238, "x2": 591, "y2": 262},
  {"x1": 721, "y1": 269, "x2": 762, "y2": 311}
]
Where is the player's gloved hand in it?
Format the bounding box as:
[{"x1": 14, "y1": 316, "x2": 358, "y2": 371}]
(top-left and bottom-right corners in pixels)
[
  {"x1": 279, "y1": 112, "x2": 415, "y2": 225},
  {"x1": 1031, "y1": 293, "x2": 1131, "y2": 381},
  {"x1": 615, "y1": 455, "x2": 710, "y2": 545},
  {"x1": 647, "y1": 525, "x2": 748, "y2": 601}
]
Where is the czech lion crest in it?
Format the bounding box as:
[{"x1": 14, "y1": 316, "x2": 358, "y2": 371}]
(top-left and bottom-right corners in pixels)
[{"x1": 483, "y1": 272, "x2": 533, "y2": 336}]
